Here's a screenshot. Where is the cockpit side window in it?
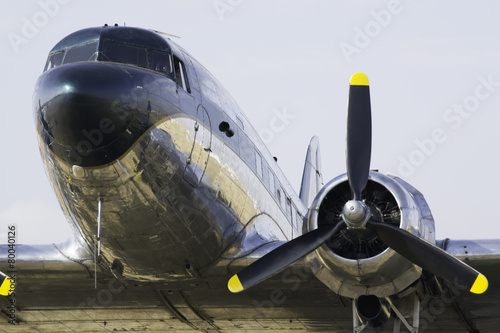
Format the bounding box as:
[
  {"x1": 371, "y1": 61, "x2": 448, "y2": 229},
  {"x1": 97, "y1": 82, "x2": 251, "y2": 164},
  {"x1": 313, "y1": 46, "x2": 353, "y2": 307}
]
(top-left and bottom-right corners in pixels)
[
  {"x1": 148, "y1": 50, "x2": 173, "y2": 77},
  {"x1": 44, "y1": 51, "x2": 65, "y2": 71},
  {"x1": 173, "y1": 55, "x2": 191, "y2": 93},
  {"x1": 63, "y1": 42, "x2": 98, "y2": 65},
  {"x1": 99, "y1": 40, "x2": 147, "y2": 68}
]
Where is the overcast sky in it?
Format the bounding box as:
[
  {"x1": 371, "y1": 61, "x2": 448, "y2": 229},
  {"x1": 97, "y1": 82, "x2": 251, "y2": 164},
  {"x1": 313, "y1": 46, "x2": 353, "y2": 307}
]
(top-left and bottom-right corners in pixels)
[{"x1": 1, "y1": 1, "x2": 500, "y2": 244}]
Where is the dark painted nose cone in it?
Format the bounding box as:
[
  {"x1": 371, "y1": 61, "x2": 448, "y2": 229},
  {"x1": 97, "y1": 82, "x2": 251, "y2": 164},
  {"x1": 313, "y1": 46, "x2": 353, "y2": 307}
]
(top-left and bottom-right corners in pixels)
[{"x1": 36, "y1": 63, "x2": 150, "y2": 166}]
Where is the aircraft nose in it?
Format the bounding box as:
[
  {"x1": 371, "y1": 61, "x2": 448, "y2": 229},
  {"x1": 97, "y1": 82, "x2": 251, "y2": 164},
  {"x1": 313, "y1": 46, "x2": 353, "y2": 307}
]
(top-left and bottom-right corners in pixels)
[{"x1": 35, "y1": 63, "x2": 150, "y2": 167}]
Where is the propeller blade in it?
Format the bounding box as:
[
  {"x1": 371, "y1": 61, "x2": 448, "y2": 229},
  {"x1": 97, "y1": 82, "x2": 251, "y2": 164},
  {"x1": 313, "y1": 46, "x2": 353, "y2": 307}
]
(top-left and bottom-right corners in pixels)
[
  {"x1": 346, "y1": 73, "x2": 372, "y2": 200},
  {"x1": 0, "y1": 271, "x2": 14, "y2": 296},
  {"x1": 228, "y1": 223, "x2": 344, "y2": 293},
  {"x1": 366, "y1": 220, "x2": 488, "y2": 294}
]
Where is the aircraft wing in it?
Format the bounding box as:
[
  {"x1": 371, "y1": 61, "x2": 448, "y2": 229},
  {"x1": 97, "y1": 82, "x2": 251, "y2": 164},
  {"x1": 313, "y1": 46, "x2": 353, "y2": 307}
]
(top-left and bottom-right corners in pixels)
[
  {"x1": 433, "y1": 239, "x2": 500, "y2": 332},
  {"x1": 1, "y1": 238, "x2": 499, "y2": 332}
]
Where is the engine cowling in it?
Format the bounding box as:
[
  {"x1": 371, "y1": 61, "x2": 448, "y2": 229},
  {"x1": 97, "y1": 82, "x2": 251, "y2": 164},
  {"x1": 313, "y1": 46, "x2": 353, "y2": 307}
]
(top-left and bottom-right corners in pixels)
[{"x1": 306, "y1": 171, "x2": 435, "y2": 298}]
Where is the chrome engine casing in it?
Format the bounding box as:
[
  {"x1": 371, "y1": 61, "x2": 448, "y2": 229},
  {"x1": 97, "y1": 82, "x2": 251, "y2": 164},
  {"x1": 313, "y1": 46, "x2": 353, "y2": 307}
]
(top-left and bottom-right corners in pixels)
[{"x1": 306, "y1": 171, "x2": 435, "y2": 298}]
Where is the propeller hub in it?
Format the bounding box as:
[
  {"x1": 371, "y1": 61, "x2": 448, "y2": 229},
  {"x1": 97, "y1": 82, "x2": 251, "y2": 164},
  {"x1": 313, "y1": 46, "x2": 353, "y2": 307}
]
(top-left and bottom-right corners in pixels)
[{"x1": 342, "y1": 200, "x2": 371, "y2": 229}]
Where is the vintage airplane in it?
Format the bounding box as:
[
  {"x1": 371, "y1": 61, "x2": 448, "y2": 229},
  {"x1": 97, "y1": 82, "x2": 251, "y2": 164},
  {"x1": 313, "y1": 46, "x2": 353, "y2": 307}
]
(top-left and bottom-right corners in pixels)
[{"x1": 0, "y1": 25, "x2": 499, "y2": 332}]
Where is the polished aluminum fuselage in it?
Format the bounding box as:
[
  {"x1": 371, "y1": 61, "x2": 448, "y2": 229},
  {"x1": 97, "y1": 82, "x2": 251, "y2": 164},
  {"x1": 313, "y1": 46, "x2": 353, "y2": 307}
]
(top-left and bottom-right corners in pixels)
[{"x1": 34, "y1": 42, "x2": 305, "y2": 281}]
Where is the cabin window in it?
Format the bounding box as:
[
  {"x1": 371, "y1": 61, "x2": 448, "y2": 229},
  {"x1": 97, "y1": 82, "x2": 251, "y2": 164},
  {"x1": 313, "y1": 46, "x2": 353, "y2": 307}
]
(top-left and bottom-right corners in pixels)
[
  {"x1": 173, "y1": 55, "x2": 191, "y2": 93},
  {"x1": 290, "y1": 205, "x2": 298, "y2": 235},
  {"x1": 235, "y1": 116, "x2": 244, "y2": 130},
  {"x1": 279, "y1": 188, "x2": 286, "y2": 210},
  {"x1": 295, "y1": 211, "x2": 303, "y2": 231},
  {"x1": 268, "y1": 170, "x2": 275, "y2": 195},
  {"x1": 276, "y1": 185, "x2": 286, "y2": 210},
  {"x1": 286, "y1": 197, "x2": 292, "y2": 219},
  {"x1": 99, "y1": 40, "x2": 148, "y2": 68},
  {"x1": 63, "y1": 42, "x2": 98, "y2": 65},
  {"x1": 255, "y1": 151, "x2": 263, "y2": 178},
  {"x1": 44, "y1": 51, "x2": 65, "y2": 71}
]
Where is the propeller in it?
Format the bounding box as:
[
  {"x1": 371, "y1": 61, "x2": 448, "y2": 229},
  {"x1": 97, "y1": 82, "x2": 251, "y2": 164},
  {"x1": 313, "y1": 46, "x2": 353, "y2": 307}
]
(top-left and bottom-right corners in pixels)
[
  {"x1": 228, "y1": 73, "x2": 488, "y2": 295},
  {"x1": 228, "y1": 223, "x2": 344, "y2": 293},
  {"x1": 366, "y1": 220, "x2": 487, "y2": 294},
  {"x1": 346, "y1": 73, "x2": 371, "y2": 201}
]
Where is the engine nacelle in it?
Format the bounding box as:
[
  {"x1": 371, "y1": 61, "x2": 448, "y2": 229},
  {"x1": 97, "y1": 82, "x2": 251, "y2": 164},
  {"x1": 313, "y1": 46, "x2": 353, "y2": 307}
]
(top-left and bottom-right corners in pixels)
[{"x1": 306, "y1": 171, "x2": 435, "y2": 298}]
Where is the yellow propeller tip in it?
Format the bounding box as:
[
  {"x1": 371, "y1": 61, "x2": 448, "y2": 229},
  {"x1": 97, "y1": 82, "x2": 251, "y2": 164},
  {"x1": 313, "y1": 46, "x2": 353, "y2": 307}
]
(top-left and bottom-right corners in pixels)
[
  {"x1": 0, "y1": 274, "x2": 14, "y2": 296},
  {"x1": 470, "y1": 273, "x2": 488, "y2": 294},
  {"x1": 350, "y1": 73, "x2": 369, "y2": 86},
  {"x1": 228, "y1": 274, "x2": 244, "y2": 293}
]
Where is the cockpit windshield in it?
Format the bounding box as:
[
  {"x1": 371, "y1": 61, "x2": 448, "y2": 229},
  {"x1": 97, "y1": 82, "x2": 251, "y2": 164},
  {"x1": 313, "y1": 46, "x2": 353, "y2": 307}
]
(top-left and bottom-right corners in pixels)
[
  {"x1": 45, "y1": 42, "x2": 97, "y2": 71},
  {"x1": 99, "y1": 40, "x2": 147, "y2": 68},
  {"x1": 64, "y1": 42, "x2": 98, "y2": 64},
  {"x1": 44, "y1": 35, "x2": 173, "y2": 79},
  {"x1": 45, "y1": 51, "x2": 65, "y2": 70},
  {"x1": 147, "y1": 50, "x2": 173, "y2": 76}
]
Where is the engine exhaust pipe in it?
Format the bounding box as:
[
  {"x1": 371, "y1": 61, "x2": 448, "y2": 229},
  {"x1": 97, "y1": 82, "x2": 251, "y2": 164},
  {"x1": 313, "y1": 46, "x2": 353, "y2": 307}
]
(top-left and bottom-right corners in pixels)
[{"x1": 355, "y1": 295, "x2": 391, "y2": 327}]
